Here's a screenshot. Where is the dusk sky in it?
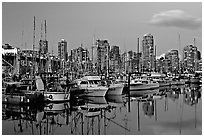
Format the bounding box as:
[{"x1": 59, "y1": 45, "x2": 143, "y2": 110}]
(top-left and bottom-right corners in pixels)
[{"x1": 2, "y1": 2, "x2": 202, "y2": 57}]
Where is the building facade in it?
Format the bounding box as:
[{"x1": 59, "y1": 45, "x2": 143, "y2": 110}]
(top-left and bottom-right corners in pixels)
[
  {"x1": 58, "y1": 39, "x2": 68, "y2": 72},
  {"x1": 96, "y1": 39, "x2": 110, "y2": 75},
  {"x1": 183, "y1": 45, "x2": 199, "y2": 73},
  {"x1": 58, "y1": 39, "x2": 68, "y2": 61},
  {"x1": 70, "y1": 45, "x2": 90, "y2": 73},
  {"x1": 142, "y1": 33, "x2": 156, "y2": 72},
  {"x1": 109, "y1": 45, "x2": 120, "y2": 73},
  {"x1": 165, "y1": 50, "x2": 179, "y2": 73}
]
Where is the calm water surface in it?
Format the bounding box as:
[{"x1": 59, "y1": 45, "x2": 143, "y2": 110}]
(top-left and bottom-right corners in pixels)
[{"x1": 2, "y1": 84, "x2": 202, "y2": 135}]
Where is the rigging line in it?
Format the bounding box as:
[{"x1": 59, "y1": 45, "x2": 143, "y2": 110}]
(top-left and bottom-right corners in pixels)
[{"x1": 102, "y1": 114, "x2": 130, "y2": 131}]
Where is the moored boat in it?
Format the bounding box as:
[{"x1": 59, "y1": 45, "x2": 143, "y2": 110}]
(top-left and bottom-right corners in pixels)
[
  {"x1": 105, "y1": 80, "x2": 124, "y2": 95},
  {"x1": 74, "y1": 76, "x2": 108, "y2": 97},
  {"x1": 44, "y1": 82, "x2": 70, "y2": 103},
  {"x1": 130, "y1": 77, "x2": 159, "y2": 91},
  {"x1": 3, "y1": 76, "x2": 44, "y2": 105},
  {"x1": 190, "y1": 76, "x2": 201, "y2": 84}
]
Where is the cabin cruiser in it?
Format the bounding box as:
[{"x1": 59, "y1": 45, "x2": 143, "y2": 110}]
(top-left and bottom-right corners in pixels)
[
  {"x1": 104, "y1": 79, "x2": 124, "y2": 95},
  {"x1": 74, "y1": 76, "x2": 108, "y2": 97},
  {"x1": 130, "y1": 76, "x2": 159, "y2": 91}
]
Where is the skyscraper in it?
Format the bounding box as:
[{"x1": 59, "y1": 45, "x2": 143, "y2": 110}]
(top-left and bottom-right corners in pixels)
[
  {"x1": 165, "y1": 50, "x2": 179, "y2": 73},
  {"x1": 58, "y1": 39, "x2": 68, "y2": 71},
  {"x1": 58, "y1": 39, "x2": 68, "y2": 61},
  {"x1": 183, "y1": 45, "x2": 199, "y2": 73},
  {"x1": 96, "y1": 39, "x2": 110, "y2": 75},
  {"x1": 110, "y1": 45, "x2": 120, "y2": 72},
  {"x1": 142, "y1": 33, "x2": 155, "y2": 72}
]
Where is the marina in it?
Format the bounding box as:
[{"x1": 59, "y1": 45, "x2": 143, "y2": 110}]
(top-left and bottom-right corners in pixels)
[
  {"x1": 2, "y1": 2, "x2": 202, "y2": 135},
  {"x1": 2, "y1": 84, "x2": 202, "y2": 135}
]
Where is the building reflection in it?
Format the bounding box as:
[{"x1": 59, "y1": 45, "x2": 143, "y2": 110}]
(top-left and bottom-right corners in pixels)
[
  {"x1": 183, "y1": 84, "x2": 201, "y2": 106},
  {"x1": 142, "y1": 101, "x2": 154, "y2": 118},
  {"x1": 2, "y1": 84, "x2": 202, "y2": 135}
]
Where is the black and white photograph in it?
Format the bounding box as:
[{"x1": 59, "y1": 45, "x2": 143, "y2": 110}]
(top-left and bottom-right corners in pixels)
[{"x1": 2, "y1": 1, "x2": 202, "y2": 135}]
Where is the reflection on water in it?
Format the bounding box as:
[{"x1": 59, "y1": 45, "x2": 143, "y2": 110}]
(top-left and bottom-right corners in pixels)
[{"x1": 2, "y1": 84, "x2": 202, "y2": 135}]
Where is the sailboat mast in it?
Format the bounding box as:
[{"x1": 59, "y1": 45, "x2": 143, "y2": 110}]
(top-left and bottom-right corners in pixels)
[
  {"x1": 193, "y1": 38, "x2": 197, "y2": 72},
  {"x1": 106, "y1": 44, "x2": 109, "y2": 78},
  {"x1": 137, "y1": 38, "x2": 139, "y2": 73},
  {"x1": 45, "y1": 20, "x2": 47, "y2": 41},
  {"x1": 155, "y1": 45, "x2": 157, "y2": 72},
  {"x1": 178, "y1": 34, "x2": 181, "y2": 74},
  {"x1": 33, "y1": 16, "x2": 36, "y2": 75}
]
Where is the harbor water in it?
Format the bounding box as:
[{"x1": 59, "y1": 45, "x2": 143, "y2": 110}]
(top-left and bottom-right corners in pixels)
[{"x1": 2, "y1": 84, "x2": 202, "y2": 135}]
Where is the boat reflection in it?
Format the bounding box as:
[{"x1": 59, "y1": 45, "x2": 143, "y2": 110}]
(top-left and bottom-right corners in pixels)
[
  {"x1": 183, "y1": 84, "x2": 201, "y2": 106},
  {"x1": 128, "y1": 88, "x2": 160, "y2": 97},
  {"x1": 106, "y1": 95, "x2": 126, "y2": 108},
  {"x1": 2, "y1": 84, "x2": 202, "y2": 135}
]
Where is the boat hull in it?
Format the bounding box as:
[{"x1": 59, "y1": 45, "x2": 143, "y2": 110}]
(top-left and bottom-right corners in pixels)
[
  {"x1": 130, "y1": 83, "x2": 159, "y2": 91},
  {"x1": 44, "y1": 92, "x2": 70, "y2": 103},
  {"x1": 130, "y1": 88, "x2": 159, "y2": 97},
  {"x1": 190, "y1": 78, "x2": 201, "y2": 84},
  {"x1": 106, "y1": 84, "x2": 124, "y2": 95},
  {"x1": 82, "y1": 86, "x2": 108, "y2": 97},
  {"x1": 3, "y1": 92, "x2": 44, "y2": 105},
  {"x1": 44, "y1": 102, "x2": 69, "y2": 114},
  {"x1": 159, "y1": 82, "x2": 171, "y2": 87}
]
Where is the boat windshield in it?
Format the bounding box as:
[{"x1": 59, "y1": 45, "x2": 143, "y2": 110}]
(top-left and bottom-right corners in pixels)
[
  {"x1": 89, "y1": 80, "x2": 99, "y2": 85},
  {"x1": 80, "y1": 81, "x2": 88, "y2": 85}
]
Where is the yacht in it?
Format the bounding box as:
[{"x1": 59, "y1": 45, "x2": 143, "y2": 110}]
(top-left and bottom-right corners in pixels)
[
  {"x1": 76, "y1": 76, "x2": 108, "y2": 97},
  {"x1": 105, "y1": 79, "x2": 124, "y2": 95},
  {"x1": 130, "y1": 76, "x2": 159, "y2": 91}
]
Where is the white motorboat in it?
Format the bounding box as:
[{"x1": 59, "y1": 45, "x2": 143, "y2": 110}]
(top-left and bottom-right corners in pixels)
[
  {"x1": 105, "y1": 80, "x2": 124, "y2": 95},
  {"x1": 76, "y1": 76, "x2": 108, "y2": 97},
  {"x1": 130, "y1": 77, "x2": 159, "y2": 91}
]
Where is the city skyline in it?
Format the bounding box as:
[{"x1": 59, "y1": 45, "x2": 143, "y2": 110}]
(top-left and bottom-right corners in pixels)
[{"x1": 2, "y1": 2, "x2": 202, "y2": 56}]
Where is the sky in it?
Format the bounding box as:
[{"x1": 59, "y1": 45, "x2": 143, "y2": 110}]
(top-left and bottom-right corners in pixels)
[{"x1": 2, "y1": 2, "x2": 202, "y2": 57}]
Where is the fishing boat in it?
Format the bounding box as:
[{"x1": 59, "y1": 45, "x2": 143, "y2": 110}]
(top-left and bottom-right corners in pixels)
[
  {"x1": 44, "y1": 82, "x2": 70, "y2": 103},
  {"x1": 74, "y1": 76, "x2": 108, "y2": 97},
  {"x1": 3, "y1": 76, "x2": 44, "y2": 105}
]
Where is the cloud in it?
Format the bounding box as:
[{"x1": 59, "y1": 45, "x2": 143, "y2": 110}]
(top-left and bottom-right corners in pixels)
[{"x1": 148, "y1": 10, "x2": 202, "y2": 30}]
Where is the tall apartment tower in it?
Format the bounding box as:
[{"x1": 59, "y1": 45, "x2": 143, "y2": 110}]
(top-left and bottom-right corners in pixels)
[
  {"x1": 96, "y1": 39, "x2": 110, "y2": 75},
  {"x1": 165, "y1": 50, "x2": 179, "y2": 73},
  {"x1": 142, "y1": 33, "x2": 155, "y2": 72},
  {"x1": 110, "y1": 45, "x2": 120, "y2": 72},
  {"x1": 58, "y1": 39, "x2": 68, "y2": 61},
  {"x1": 183, "y1": 45, "x2": 199, "y2": 73}
]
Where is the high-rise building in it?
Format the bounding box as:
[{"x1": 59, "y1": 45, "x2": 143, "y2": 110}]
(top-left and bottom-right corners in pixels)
[
  {"x1": 165, "y1": 50, "x2": 179, "y2": 73},
  {"x1": 70, "y1": 45, "x2": 90, "y2": 71},
  {"x1": 96, "y1": 39, "x2": 110, "y2": 75},
  {"x1": 142, "y1": 33, "x2": 155, "y2": 72},
  {"x1": 39, "y1": 40, "x2": 48, "y2": 54},
  {"x1": 183, "y1": 45, "x2": 199, "y2": 73},
  {"x1": 58, "y1": 39, "x2": 68, "y2": 61},
  {"x1": 110, "y1": 45, "x2": 120, "y2": 72},
  {"x1": 71, "y1": 46, "x2": 89, "y2": 63},
  {"x1": 58, "y1": 39, "x2": 68, "y2": 72},
  {"x1": 121, "y1": 52, "x2": 127, "y2": 73}
]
